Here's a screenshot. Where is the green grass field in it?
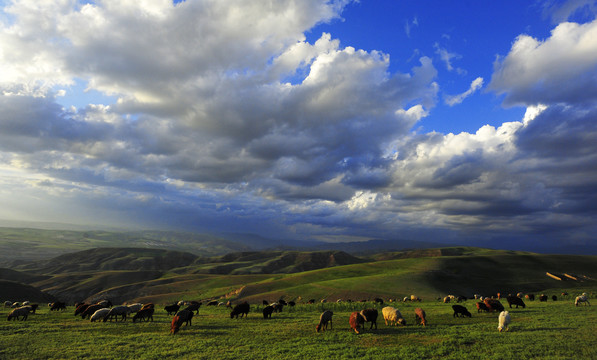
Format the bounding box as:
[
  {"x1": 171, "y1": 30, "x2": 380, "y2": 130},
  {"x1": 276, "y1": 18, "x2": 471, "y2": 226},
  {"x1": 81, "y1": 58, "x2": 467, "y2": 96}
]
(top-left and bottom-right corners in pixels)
[{"x1": 1, "y1": 296, "x2": 595, "y2": 360}]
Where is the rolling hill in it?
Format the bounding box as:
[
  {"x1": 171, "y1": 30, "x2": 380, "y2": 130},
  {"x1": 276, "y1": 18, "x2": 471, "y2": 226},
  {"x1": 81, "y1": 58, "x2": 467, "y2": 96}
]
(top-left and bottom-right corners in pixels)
[{"x1": 1, "y1": 247, "x2": 595, "y2": 305}]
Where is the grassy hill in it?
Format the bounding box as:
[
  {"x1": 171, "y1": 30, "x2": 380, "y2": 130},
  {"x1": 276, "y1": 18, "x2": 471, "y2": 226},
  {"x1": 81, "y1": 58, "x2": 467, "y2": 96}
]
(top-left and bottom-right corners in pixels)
[{"x1": 2, "y1": 247, "x2": 595, "y2": 305}]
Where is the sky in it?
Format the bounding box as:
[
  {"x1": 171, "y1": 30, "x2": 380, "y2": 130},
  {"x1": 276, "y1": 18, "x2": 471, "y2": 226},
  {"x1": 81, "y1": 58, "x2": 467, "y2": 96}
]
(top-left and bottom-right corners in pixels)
[{"x1": 0, "y1": 0, "x2": 596, "y2": 251}]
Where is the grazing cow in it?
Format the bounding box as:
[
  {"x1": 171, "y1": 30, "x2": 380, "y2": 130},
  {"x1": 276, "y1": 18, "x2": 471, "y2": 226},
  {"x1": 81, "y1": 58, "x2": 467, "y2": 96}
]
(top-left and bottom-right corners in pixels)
[
  {"x1": 374, "y1": 298, "x2": 384, "y2": 305},
  {"x1": 484, "y1": 298, "x2": 505, "y2": 312},
  {"x1": 74, "y1": 303, "x2": 90, "y2": 316},
  {"x1": 498, "y1": 311, "x2": 511, "y2": 332},
  {"x1": 452, "y1": 305, "x2": 472, "y2": 318},
  {"x1": 132, "y1": 308, "x2": 154, "y2": 322},
  {"x1": 575, "y1": 293, "x2": 591, "y2": 306},
  {"x1": 28, "y1": 304, "x2": 39, "y2": 314},
  {"x1": 316, "y1": 310, "x2": 333, "y2": 332},
  {"x1": 308, "y1": 299, "x2": 316, "y2": 304},
  {"x1": 552, "y1": 295, "x2": 557, "y2": 301},
  {"x1": 170, "y1": 309, "x2": 193, "y2": 334},
  {"x1": 349, "y1": 311, "x2": 365, "y2": 334},
  {"x1": 183, "y1": 302, "x2": 201, "y2": 315},
  {"x1": 164, "y1": 303, "x2": 180, "y2": 315},
  {"x1": 140, "y1": 303, "x2": 154, "y2": 311},
  {"x1": 271, "y1": 303, "x2": 284, "y2": 313},
  {"x1": 414, "y1": 308, "x2": 427, "y2": 326},
  {"x1": 360, "y1": 309, "x2": 378, "y2": 330},
  {"x1": 206, "y1": 300, "x2": 218, "y2": 306},
  {"x1": 539, "y1": 294, "x2": 548, "y2": 302},
  {"x1": 506, "y1": 296, "x2": 526, "y2": 309},
  {"x1": 382, "y1": 306, "x2": 406, "y2": 326},
  {"x1": 278, "y1": 299, "x2": 287, "y2": 306},
  {"x1": 263, "y1": 305, "x2": 274, "y2": 319},
  {"x1": 476, "y1": 302, "x2": 489, "y2": 313},
  {"x1": 262, "y1": 300, "x2": 269, "y2": 305},
  {"x1": 230, "y1": 302, "x2": 250, "y2": 319},
  {"x1": 50, "y1": 302, "x2": 66, "y2": 311},
  {"x1": 7, "y1": 306, "x2": 31, "y2": 321},
  {"x1": 525, "y1": 294, "x2": 535, "y2": 301},
  {"x1": 443, "y1": 296, "x2": 451, "y2": 303},
  {"x1": 96, "y1": 300, "x2": 112, "y2": 308},
  {"x1": 288, "y1": 301, "x2": 296, "y2": 307}
]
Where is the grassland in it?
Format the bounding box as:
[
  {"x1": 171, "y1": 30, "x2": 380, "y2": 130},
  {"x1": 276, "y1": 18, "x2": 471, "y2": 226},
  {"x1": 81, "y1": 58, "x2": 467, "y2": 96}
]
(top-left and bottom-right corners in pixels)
[{"x1": 1, "y1": 295, "x2": 596, "y2": 360}]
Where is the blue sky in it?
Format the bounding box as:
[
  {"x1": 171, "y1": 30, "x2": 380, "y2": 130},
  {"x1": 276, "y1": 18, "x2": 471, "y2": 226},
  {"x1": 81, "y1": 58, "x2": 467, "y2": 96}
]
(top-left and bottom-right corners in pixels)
[{"x1": 0, "y1": 0, "x2": 596, "y2": 252}]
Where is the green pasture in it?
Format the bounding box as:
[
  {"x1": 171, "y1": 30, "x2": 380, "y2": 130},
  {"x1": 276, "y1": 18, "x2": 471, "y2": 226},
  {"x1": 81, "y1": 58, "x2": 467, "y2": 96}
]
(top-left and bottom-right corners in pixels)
[{"x1": 1, "y1": 295, "x2": 595, "y2": 359}]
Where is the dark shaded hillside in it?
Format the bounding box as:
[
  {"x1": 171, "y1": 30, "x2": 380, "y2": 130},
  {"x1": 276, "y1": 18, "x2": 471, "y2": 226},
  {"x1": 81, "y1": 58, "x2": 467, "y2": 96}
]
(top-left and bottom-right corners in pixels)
[
  {"x1": 15, "y1": 248, "x2": 198, "y2": 274},
  {"x1": 31, "y1": 270, "x2": 164, "y2": 303},
  {"x1": 0, "y1": 268, "x2": 51, "y2": 283},
  {"x1": 193, "y1": 250, "x2": 365, "y2": 274},
  {"x1": 0, "y1": 280, "x2": 57, "y2": 303},
  {"x1": 425, "y1": 253, "x2": 597, "y2": 296}
]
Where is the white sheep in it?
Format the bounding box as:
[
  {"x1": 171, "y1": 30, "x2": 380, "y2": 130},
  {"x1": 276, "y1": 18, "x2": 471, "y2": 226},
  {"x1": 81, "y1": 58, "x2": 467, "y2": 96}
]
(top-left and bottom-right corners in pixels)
[
  {"x1": 498, "y1": 311, "x2": 511, "y2": 332},
  {"x1": 7, "y1": 306, "x2": 31, "y2": 321},
  {"x1": 103, "y1": 306, "x2": 131, "y2": 322},
  {"x1": 575, "y1": 293, "x2": 590, "y2": 306},
  {"x1": 382, "y1": 306, "x2": 406, "y2": 326},
  {"x1": 90, "y1": 308, "x2": 111, "y2": 322}
]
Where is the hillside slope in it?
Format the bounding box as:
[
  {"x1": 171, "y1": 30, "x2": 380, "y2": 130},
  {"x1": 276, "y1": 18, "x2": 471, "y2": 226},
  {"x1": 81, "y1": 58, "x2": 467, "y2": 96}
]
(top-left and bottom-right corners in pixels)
[
  {"x1": 0, "y1": 280, "x2": 57, "y2": 303},
  {"x1": 14, "y1": 247, "x2": 198, "y2": 274},
  {"x1": 6, "y1": 247, "x2": 597, "y2": 305},
  {"x1": 191, "y1": 250, "x2": 365, "y2": 274}
]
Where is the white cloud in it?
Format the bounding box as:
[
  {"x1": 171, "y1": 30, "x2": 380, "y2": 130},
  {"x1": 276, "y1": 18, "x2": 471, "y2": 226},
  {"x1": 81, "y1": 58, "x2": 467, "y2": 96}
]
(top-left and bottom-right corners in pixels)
[
  {"x1": 433, "y1": 43, "x2": 465, "y2": 74},
  {"x1": 542, "y1": 0, "x2": 597, "y2": 23},
  {"x1": 0, "y1": 1, "x2": 595, "y2": 247},
  {"x1": 445, "y1": 77, "x2": 484, "y2": 106},
  {"x1": 489, "y1": 18, "x2": 597, "y2": 106}
]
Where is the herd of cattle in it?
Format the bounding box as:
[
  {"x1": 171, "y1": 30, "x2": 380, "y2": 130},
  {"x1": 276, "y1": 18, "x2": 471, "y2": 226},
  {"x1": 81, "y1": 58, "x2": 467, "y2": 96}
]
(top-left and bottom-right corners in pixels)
[{"x1": 3, "y1": 291, "x2": 592, "y2": 334}]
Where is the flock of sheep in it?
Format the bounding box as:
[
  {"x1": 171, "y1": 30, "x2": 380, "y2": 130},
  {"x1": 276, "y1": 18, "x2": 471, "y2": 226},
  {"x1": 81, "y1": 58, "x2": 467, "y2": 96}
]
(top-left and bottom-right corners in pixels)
[{"x1": 4, "y1": 291, "x2": 591, "y2": 335}]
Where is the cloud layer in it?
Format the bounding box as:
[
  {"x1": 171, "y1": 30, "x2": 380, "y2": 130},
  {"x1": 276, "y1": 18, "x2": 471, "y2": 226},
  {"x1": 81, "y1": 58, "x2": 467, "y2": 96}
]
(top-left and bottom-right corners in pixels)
[{"x1": 0, "y1": 1, "x2": 596, "y2": 249}]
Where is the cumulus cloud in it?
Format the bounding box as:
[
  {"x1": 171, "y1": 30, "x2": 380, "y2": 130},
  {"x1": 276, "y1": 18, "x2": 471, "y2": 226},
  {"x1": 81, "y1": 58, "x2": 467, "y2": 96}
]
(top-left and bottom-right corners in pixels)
[
  {"x1": 489, "y1": 18, "x2": 597, "y2": 106},
  {"x1": 0, "y1": 0, "x2": 440, "y2": 232},
  {"x1": 445, "y1": 77, "x2": 484, "y2": 106},
  {"x1": 0, "y1": 1, "x2": 596, "y2": 249}
]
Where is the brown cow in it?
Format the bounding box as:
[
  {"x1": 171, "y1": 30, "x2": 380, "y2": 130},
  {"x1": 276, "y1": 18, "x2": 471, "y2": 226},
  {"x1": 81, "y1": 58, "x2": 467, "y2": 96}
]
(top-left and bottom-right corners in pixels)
[{"x1": 349, "y1": 311, "x2": 365, "y2": 334}]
